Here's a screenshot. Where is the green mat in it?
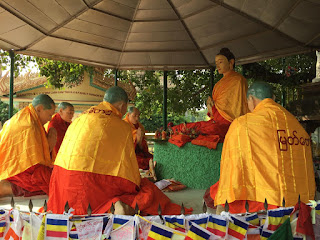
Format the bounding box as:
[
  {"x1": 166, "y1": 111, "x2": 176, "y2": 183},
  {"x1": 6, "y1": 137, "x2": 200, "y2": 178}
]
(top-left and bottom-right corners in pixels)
[{"x1": 154, "y1": 142, "x2": 222, "y2": 189}]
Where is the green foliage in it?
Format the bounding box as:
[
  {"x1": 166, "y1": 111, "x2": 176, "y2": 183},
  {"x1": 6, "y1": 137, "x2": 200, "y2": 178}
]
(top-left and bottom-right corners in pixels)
[
  {"x1": 35, "y1": 58, "x2": 94, "y2": 88},
  {"x1": 0, "y1": 101, "x2": 18, "y2": 124},
  {"x1": 242, "y1": 52, "x2": 316, "y2": 87},
  {"x1": 0, "y1": 50, "x2": 36, "y2": 77}
]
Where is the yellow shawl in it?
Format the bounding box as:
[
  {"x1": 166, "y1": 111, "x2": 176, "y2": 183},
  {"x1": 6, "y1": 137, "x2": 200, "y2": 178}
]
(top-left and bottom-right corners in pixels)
[
  {"x1": 0, "y1": 104, "x2": 52, "y2": 179},
  {"x1": 212, "y1": 70, "x2": 249, "y2": 122},
  {"x1": 215, "y1": 98, "x2": 315, "y2": 207},
  {"x1": 55, "y1": 102, "x2": 141, "y2": 186}
]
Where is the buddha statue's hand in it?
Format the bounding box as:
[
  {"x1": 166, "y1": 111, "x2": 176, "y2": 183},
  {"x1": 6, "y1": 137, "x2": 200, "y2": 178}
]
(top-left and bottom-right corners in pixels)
[
  {"x1": 206, "y1": 96, "x2": 214, "y2": 116},
  {"x1": 136, "y1": 127, "x2": 143, "y2": 145},
  {"x1": 47, "y1": 127, "x2": 57, "y2": 152}
]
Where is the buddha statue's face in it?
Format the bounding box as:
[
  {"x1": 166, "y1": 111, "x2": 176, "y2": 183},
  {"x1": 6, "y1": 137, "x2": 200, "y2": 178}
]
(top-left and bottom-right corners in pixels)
[
  {"x1": 215, "y1": 55, "x2": 234, "y2": 75},
  {"x1": 128, "y1": 109, "x2": 140, "y2": 125},
  {"x1": 59, "y1": 106, "x2": 74, "y2": 123}
]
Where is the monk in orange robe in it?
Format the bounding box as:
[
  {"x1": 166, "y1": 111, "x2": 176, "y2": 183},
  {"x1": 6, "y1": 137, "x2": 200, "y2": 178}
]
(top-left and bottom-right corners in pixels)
[
  {"x1": 206, "y1": 82, "x2": 315, "y2": 214},
  {"x1": 124, "y1": 107, "x2": 153, "y2": 170},
  {"x1": 0, "y1": 94, "x2": 57, "y2": 197},
  {"x1": 47, "y1": 102, "x2": 74, "y2": 153},
  {"x1": 172, "y1": 48, "x2": 248, "y2": 142},
  {"x1": 47, "y1": 86, "x2": 192, "y2": 215}
]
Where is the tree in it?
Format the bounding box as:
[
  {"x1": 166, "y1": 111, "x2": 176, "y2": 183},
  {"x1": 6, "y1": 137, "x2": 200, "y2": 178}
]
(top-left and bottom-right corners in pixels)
[{"x1": 0, "y1": 101, "x2": 18, "y2": 125}]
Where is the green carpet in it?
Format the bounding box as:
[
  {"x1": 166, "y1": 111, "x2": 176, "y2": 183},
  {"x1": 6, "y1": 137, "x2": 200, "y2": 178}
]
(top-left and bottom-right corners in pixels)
[{"x1": 154, "y1": 142, "x2": 222, "y2": 189}]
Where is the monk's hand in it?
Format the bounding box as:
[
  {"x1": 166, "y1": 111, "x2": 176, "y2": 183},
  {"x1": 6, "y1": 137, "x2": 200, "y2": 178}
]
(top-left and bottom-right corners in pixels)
[{"x1": 47, "y1": 127, "x2": 57, "y2": 152}]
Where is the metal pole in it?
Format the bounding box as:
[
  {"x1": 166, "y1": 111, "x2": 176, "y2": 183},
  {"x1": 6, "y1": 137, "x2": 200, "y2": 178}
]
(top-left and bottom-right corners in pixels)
[
  {"x1": 163, "y1": 71, "x2": 168, "y2": 131},
  {"x1": 114, "y1": 69, "x2": 118, "y2": 86},
  {"x1": 209, "y1": 67, "x2": 214, "y2": 94},
  {"x1": 9, "y1": 50, "x2": 14, "y2": 119}
]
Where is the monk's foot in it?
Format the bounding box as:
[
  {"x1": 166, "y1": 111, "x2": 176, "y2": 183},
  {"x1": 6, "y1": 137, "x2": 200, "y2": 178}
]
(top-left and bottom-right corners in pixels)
[
  {"x1": 216, "y1": 205, "x2": 225, "y2": 215},
  {"x1": 0, "y1": 180, "x2": 13, "y2": 198},
  {"x1": 114, "y1": 201, "x2": 135, "y2": 215}
]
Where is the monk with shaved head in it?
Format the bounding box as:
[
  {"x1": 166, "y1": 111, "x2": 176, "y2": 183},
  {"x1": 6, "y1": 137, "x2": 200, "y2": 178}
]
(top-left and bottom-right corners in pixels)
[
  {"x1": 124, "y1": 106, "x2": 153, "y2": 170},
  {"x1": 0, "y1": 94, "x2": 56, "y2": 197},
  {"x1": 47, "y1": 102, "x2": 74, "y2": 153},
  {"x1": 206, "y1": 81, "x2": 315, "y2": 214},
  {"x1": 48, "y1": 86, "x2": 192, "y2": 215}
]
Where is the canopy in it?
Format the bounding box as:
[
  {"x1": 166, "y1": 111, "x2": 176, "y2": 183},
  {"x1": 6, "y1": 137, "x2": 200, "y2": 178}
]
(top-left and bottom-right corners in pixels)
[{"x1": 0, "y1": 0, "x2": 319, "y2": 69}]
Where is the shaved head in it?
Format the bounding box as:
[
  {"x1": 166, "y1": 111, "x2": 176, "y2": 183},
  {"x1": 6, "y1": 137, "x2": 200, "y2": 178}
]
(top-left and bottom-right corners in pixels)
[
  {"x1": 247, "y1": 81, "x2": 274, "y2": 100},
  {"x1": 58, "y1": 102, "x2": 74, "y2": 110},
  {"x1": 128, "y1": 106, "x2": 139, "y2": 114},
  {"x1": 32, "y1": 94, "x2": 55, "y2": 109},
  {"x1": 104, "y1": 86, "x2": 128, "y2": 104}
]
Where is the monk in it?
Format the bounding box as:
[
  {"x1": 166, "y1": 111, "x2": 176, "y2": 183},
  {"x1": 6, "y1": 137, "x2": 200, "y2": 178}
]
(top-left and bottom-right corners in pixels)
[
  {"x1": 0, "y1": 94, "x2": 57, "y2": 197},
  {"x1": 172, "y1": 48, "x2": 248, "y2": 142},
  {"x1": 47, "y1": 102, "x2": 74, "y2": 153},
  {"x1": 124, "y1": 106, "x2": 153, "y2": 170},
  {"x1": 47, "y1": 86, "x2": 192, "y2": 215},
  {"x1": 207, "y1": 81, "x2": 315, "y2": 214}
]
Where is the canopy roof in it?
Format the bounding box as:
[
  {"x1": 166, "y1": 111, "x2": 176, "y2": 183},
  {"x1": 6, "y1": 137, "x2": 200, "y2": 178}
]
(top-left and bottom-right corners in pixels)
[{"x1": 0, "y1": 0, "x2": 319, "y2": 70}]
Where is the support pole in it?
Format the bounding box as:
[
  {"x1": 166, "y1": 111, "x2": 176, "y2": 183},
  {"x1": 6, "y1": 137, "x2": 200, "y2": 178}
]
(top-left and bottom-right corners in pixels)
[
  {"x1": 114, "y1": 69, "x2": 118, "y2": 86},
  {"x1": 9, "y1": 50, "x2": 14, "y2": 119},
  {"x1": 209, "y1": 67, "x2": 214, "y2": 94},
  {"x1": 163, "y1": 71, "x2": 168, "y2": 131}
]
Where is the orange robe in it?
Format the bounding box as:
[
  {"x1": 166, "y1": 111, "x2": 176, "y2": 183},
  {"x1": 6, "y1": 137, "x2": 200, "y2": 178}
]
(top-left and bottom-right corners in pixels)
[
  {"x1": 210, "y1": 70, "x2": 249, "y2": 122},
  {"x1": 123, "y1": 114, "x2": 153, "y2": 170},
  {"x1": 48, "y1": 102, "x2": 192, "y2": 215},
  {"x1": 0, "y1": 104, "x2": 53, "y2": 196},
  {"x1": 172, "y1": 71, "x2": 248, "y2": 141},
  {"x1": 47, "y1": 113, "x2": 71, "y2": 153},
  {"x1": 211, "y1": 98, "x2": 315, "y2": 213}
]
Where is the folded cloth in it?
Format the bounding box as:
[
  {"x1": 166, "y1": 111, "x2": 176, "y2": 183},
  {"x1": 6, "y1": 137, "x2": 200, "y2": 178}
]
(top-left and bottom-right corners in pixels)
[
  {"x1": 168, "y1": 134, "x2": 192, "y2": 147},
  {"x1": 191, "y1": 134, "x2": 220, "y2": 149},
  {"x1": 162, "y1": 179, "x2": 187, "y2": 192}
]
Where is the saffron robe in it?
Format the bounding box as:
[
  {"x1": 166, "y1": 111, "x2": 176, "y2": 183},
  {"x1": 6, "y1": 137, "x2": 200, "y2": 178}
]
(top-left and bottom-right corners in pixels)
[
  {"x1": 47, "y1": 113, "x2": 70, "y2": 153},
  {"x1": 48, "y1": 102, "x2": 192, "y2": 215},
  {"x1": 0, "y1": 104, "x2": 53, "y2": 196},
  {"x1": 123, "y1": 114, "x2": 153, "y2": 170},
  {"x1": 210, "y1": 70, "x2": 249, "y2": 122},
  {"x1": 212, "y1": 98, "x2": 315, "y2": 210},
  {"x1": 171, "y1": 71, "x2": 248, "y2": 143}
]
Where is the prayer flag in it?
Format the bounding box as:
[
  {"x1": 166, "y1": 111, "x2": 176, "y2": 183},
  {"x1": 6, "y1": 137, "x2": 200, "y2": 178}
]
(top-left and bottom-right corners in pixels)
[
  {"x1": 226, "y1": 216, "x2": 249, "y2": 240},
  {"x1": 0, "y1": 210, "x2": 7, "y2": 238},
  {"x1": 206, "y1": 215, "x2": 227, "y2": 237},
  {"x1": 110, "y1": 217, "x2": 136, "y2": 240},
  {"x1": 112, "y1": 216, "x2": 130, "y2": 230},
  {"x1": 184, "y1": 222, "x2": 211, "y2": 240},
  {"x1": 4, "y1": 210, "x2": 23, "y2": 240},
  {"x1": 69, "y1": 223, "x2": 78, "y2": 240},
  {"x1": 75, "y1": 218, "x2": 103, "y2": 240},
  {"x1": 45, "y1": 214, "x2": 69, "y2": 240},
  {"x1": 267, "y1": 207, "x2": 293, "y2": 231},
  {"x1": 147, "y1": 224, "x2": 173, "y2": 240},
  {"x1": 188, "y1": 217, "x2": 208, "y2": 229},
  {"x1": 268, "y1": 218, "x2": 293, "y2": 240},
  {"x1": 165, "y1": 216, "x2": 185, "y2": 232}
]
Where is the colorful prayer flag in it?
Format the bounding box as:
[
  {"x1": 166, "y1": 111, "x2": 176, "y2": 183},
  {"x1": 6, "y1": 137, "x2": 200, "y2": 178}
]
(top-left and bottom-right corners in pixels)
[
  {"x1": 226, "y1": 216, "x2": 249, "y2": 240},
  {"x1": 206, "y1": 215, "x2": 227, "y2": 237},
  {"x1": 147, "y1": 224, "x2": 173, "y2": 240},
  {"x1": 185, "y1": 222, "x2": 211, "y2": 240},
  {"x1": 0, "y1": 210, "x2": 7, "y2": 238},
  {"x1": 188, "y1": 217, "x2": 208, "y2": 229},
  {"x1": 4, "y1": 210, "x2": 23, "y2": 240},
  {"x1": 267, "y1": 207, "x2": 293, "y2": 231},
  {"x1": 164, "y1": 216, "x2": 185, "y2": 232},
  {"x1": 112, "y1": 216, "x2": 130, "y2": 230},
  {"x1": 45, "y1": 214, "x2": 69, "y2": 240},
  {"x1": 267, "y1": 218, "x2": 293, "y2": 240}
]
